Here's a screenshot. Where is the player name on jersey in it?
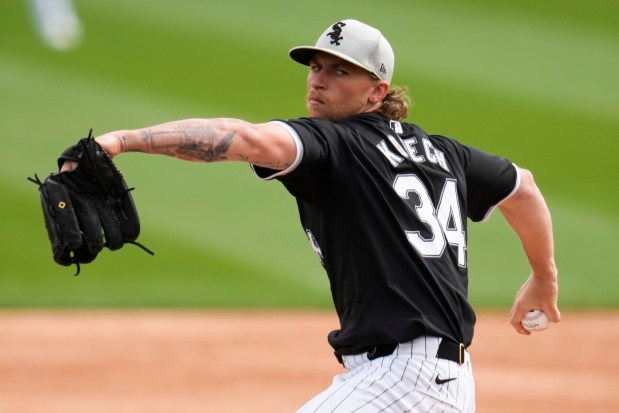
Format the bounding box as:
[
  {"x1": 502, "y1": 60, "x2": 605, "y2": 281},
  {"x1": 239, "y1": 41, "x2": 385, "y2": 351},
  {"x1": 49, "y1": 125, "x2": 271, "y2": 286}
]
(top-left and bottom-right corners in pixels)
[{"x1": 377, "y1": 122, "x2": 450, "y2": 172}]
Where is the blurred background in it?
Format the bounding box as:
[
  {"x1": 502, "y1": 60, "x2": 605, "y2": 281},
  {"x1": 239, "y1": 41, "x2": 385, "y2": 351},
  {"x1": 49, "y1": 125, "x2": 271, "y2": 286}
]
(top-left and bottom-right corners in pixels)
[{"x1": 1, "y1": 0, "x2": 617, "y2": 310}]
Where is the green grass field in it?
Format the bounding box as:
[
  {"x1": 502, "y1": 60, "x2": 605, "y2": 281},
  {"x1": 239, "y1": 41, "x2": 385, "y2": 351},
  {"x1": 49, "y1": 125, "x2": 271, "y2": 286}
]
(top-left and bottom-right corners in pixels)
[{"x1": 1, "y1": 0, "x2": 617, "y2": 309}]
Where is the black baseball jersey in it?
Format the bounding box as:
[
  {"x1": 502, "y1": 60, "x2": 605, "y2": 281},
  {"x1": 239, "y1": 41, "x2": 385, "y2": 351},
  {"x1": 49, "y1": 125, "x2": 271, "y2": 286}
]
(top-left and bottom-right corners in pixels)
[{"x1": 253, "y1": 112, "x2": 519, "y2": 355}]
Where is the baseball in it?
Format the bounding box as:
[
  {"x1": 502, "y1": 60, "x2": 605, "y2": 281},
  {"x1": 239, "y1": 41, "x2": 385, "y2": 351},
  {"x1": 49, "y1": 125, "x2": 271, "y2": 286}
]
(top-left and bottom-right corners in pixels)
[{"x1": 521, "y1": 310, "x2": 550, "y2": 332}]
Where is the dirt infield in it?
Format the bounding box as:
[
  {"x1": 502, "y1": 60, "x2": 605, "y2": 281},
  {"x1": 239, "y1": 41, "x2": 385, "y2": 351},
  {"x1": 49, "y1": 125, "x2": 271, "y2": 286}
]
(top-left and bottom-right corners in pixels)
[{"x1": 1, "y1": 311, "x2": 617, "y2": 412}]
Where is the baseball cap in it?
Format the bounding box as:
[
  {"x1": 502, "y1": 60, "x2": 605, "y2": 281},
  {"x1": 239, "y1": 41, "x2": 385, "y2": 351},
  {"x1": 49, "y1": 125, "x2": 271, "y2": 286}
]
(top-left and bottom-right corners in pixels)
[{"x1": 289, "y1": 19, "x2": 395, "y2": 83}]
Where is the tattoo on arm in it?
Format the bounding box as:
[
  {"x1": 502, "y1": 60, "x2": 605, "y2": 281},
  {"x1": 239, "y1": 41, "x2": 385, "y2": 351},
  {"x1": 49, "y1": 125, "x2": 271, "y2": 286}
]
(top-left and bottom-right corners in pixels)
[
  {"x1": 119, "y1": 135, "x2": 128, "y2": 153},
  {"x1": 123, "y1": 119, "x2": 292, "y2": 169},
  {"x1": 135, "y1": 122, "x2": 236, "y2": 162},
  {"x1": 177, "y1": 130, "x2": 234, "y2": 162}
]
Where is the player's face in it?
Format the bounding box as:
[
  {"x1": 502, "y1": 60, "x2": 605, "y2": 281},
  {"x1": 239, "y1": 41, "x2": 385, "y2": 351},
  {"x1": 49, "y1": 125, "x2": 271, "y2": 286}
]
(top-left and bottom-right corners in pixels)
[{"x1": 306, "y1": 53, "x2": 385, "y2": 121}]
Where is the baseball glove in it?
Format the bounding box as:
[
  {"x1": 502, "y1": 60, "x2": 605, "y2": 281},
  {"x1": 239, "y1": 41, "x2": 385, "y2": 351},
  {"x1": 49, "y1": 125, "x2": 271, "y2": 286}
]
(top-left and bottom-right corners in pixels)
[{"x1": 28, "y1": 129, "x2": 153, "y2": 274}]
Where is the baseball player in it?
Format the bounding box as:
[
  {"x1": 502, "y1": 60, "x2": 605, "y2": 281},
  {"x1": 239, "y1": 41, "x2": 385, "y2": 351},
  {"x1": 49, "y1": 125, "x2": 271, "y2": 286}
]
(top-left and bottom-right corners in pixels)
[{"x1": 62, "y1": 19, "x2": 560, "y2": 412}]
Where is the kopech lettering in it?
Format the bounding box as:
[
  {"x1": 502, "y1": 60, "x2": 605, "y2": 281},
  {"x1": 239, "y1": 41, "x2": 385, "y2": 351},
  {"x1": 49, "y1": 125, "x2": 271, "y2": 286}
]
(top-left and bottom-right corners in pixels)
[{"x1": 376, "y1": 135, "x2": 449, "y2": 172}]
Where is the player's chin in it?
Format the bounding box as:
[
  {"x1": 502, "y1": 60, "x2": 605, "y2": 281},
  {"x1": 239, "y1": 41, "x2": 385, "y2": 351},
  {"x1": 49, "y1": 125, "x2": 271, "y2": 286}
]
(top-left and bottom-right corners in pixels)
[
  {"x1": 307, "y1": 105, "x2": 348, "y2": 122},
  {"x1": 306, "y1": 102, "x2": 324, "y2": 118}
]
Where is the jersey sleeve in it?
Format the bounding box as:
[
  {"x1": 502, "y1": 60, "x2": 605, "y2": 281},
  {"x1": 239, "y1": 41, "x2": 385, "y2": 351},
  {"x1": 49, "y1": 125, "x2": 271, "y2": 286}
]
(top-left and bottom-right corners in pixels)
[
  {"x1": 463, "y1": 145, "x2": 520, "y2": 222},
  {"x1": 250, "y1": 121, "x2": 304, "y2": 180},
  {"x1": 250, "y1": 118, "x2": 342, "y2": 201},
  {"x1": 251, "y1": 118, "x2": 338, "y2": 179}
]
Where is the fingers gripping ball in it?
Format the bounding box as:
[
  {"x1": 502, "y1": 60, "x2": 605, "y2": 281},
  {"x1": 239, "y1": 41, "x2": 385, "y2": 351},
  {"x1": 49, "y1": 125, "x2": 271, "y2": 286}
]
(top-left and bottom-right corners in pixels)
[
  {"x1": 521, "y1": 310, "x2": 550, "y2": 332},
  {"x1": 28, "y1": 129, "x2": 154, "y2": 274}
]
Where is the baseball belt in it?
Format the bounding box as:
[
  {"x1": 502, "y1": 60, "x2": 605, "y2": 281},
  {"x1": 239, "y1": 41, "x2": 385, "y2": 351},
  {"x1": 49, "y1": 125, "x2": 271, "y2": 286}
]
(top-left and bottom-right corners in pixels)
[{"x1": 335, "y1": 338, "x2": 466, "y2": 366}]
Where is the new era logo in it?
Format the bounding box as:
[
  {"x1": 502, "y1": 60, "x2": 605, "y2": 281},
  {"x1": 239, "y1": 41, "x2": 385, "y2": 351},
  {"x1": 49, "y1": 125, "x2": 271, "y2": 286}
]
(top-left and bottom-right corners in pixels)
[{"x1": 380, "y1": 63, "x2": 386, "y2": 74}]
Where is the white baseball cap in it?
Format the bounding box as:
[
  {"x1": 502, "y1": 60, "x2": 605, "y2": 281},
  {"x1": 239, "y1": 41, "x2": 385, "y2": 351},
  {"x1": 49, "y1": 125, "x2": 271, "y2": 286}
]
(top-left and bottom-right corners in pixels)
[{"x1": 289, "y1": 19, "x2": 395, "y2": 83}]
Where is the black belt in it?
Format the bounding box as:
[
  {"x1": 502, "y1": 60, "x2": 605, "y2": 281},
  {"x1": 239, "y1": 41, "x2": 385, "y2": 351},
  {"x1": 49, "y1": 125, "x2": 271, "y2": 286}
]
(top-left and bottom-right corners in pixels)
[
  {"x1": 335, "y1": 339, "x2": 466, "y2": 366},
  {"x1": 436, "y1": 339, "x2": 466, "y2": 365}
]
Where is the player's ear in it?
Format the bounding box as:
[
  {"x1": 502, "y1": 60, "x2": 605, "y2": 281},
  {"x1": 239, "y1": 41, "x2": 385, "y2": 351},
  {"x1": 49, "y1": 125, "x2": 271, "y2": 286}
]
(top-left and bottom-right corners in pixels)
[{"x1": 368, "y1": 81, "x2": 389, "y2": 104}]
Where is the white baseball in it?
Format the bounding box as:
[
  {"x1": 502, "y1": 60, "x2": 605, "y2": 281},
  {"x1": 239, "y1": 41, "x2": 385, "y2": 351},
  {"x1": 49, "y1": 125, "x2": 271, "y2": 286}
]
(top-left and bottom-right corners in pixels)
[{"x1": 521, "y1": 310, "x2": 550, "y2": 332}]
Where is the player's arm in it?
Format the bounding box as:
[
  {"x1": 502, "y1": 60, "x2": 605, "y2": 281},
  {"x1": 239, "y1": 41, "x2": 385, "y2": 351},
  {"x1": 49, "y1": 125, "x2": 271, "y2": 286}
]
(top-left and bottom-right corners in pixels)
[
  {"x1": 498, "y1": 167, "x2": 560, "y2": 335},
  {"x1": 92, "y1": 118, "x2": 297, "y2": 170}
]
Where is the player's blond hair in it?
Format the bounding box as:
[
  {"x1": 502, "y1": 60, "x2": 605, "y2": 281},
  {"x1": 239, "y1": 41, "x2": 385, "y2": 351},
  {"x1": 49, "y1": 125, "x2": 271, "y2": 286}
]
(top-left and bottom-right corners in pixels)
[{"x1": 377, "y1": 86, "x2": 410, "y2": 121}]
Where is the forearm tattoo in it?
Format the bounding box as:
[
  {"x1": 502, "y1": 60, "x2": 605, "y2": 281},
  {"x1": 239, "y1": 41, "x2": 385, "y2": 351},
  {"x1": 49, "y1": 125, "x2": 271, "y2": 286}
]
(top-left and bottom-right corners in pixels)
[
  {"x1": 130, "y1": 120, "x2": 236, "y2": 162},
  {"x1": 118, "y1": 119, "x2": 292, "y2": 170}
]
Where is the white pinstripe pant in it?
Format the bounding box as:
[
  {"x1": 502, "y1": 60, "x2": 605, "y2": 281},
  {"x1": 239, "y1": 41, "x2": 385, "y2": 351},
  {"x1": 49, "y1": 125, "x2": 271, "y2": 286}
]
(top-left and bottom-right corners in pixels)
[{"x1": 297, "y1": 336, "x2": 475, "y2": 413}]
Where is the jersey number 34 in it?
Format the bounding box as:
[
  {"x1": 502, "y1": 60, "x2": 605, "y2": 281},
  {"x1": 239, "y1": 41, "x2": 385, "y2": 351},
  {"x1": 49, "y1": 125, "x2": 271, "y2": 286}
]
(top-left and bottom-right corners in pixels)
[{"x1": 394, "y1": 174, "x2": 466, "y2": 267}]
